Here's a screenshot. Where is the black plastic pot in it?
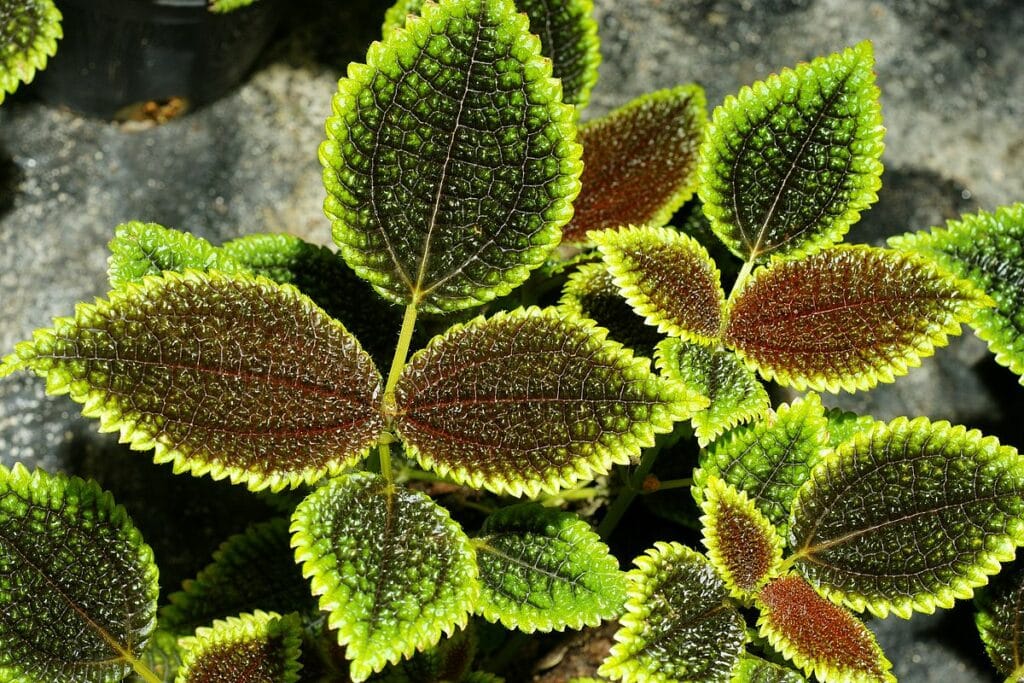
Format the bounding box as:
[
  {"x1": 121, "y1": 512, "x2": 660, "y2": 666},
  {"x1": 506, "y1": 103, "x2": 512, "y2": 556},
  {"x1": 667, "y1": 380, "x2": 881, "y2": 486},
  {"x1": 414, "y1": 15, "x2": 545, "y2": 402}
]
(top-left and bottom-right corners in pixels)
[{"x1": 33, "y1": 0, "x2": 284, "y2": 119}]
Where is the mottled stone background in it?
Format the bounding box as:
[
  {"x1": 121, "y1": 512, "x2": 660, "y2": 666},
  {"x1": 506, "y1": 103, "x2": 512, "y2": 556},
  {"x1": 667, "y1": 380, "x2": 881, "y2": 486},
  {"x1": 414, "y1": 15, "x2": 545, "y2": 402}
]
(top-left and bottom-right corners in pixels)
[{"x1": 1, "y1": 0, "x2": 1021, "y2": 680}]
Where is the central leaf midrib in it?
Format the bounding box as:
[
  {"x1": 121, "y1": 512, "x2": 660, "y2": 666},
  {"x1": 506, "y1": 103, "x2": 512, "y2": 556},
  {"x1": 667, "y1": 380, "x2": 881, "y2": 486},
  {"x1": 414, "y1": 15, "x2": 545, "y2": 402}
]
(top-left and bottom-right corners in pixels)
[{"x1": 477, "y1": 534, "x2": 593, "y2": 591}]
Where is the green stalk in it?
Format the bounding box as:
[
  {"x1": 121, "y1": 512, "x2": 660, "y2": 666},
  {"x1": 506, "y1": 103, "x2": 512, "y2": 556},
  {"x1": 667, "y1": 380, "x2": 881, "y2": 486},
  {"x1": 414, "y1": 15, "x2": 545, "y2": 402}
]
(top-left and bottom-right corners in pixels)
[
  {"x1": 378, "y1": 303, "x2": 420, "y2": 486},
  {"x1": 596, "y1": 443, "x2": 664, "y2": 540}
]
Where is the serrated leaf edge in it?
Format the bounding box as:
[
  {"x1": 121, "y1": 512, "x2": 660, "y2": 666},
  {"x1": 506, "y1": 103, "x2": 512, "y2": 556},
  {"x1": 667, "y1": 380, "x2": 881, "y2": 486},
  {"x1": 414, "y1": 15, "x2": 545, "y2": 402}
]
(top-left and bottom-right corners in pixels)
[
  {"x1": 175, "y1": 610, "x2": 303, "y2": 683},
  {"x1": 0, "y1": 0, "x2": 62, "y2": 104}
]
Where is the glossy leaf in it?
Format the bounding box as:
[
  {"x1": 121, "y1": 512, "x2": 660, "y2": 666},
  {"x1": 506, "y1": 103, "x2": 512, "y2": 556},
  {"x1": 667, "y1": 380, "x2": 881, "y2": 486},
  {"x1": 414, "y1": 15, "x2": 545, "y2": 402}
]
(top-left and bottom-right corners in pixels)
[
  {"x1": 562, "y1": 86, "x2": 707, "y2": 242},
  {"x1": 368, "y1": 626, "x2": 475, "y2": 683},
  {"x1": 393, "y1": 307, "x2": 704, "y2": 497},
  {"x1": 107, "y1": 221, "x2": 246, "y2": 289},
  {"x1": 0, "y1": 464, "x2": 159, "y2": 683},
  {"x1": 175, "y1": 611, "x2": 303, "y2": 683},
  {"x1": 1, "y1": 270, "x2": 385, "y2": 491},
  {"x1": 291, "y1": 472, "x2": 479, "y2": 681},
  {"x1": 889, "y1": 203, "x2": 1024, "y2": 385},
  {"x1": 701, "y1": 476, "x2": 783, "y2": 600},
  {"x1": 975, "y1": 556, "x2": 1024, "y2": 682},
  {"x1": 756, "y1": 574, "x2": 892, "y2": 683},
  {"x1": 789, "y1": 417, "x2": 1024, "y2": 618},
  {"x1": 694, "y1": 393, "x2": 828, "y2": 540},
  {"x1": 322, "y1": 0, "x2": 582, "y2": 313},
  {"x1": 724, "y1": 246, "x2": 989, "y2": 392},
  {"x1": 0, "y1": 0, "x2": 61, "y2": 104},
  {"x1": 473, "y1": 503, "x2": 627, "y2": 632},
  {"x1": 698, "y1": 42, "x2": 884, "y2": 262},
  {"x1": 593, "y1": 225, "x2": 726, "y2": 344},
  {"x1": 823, "y1": 407, "x2": 879, "y2": 449},
  {"x1": 730, "y1": 655, "x2": 808, "y2": 683},
  {"x1": 656, "y1": 338, "x2": 769, "y2": 446}
]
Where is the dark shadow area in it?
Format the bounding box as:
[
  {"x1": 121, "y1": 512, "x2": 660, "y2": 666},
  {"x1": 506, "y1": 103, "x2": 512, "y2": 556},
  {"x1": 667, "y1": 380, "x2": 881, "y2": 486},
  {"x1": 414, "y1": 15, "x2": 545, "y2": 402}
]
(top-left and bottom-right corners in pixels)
[
  {"x1": 0, "y1": 147, "x2": 21, "y2": 218},
  {"x1": 918, "y1": 601, "x2": 1000, "y2": 681}
]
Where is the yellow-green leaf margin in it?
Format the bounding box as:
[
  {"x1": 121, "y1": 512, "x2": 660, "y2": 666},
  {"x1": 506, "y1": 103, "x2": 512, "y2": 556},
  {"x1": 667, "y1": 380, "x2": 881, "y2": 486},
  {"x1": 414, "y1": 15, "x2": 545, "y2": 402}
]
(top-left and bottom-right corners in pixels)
[
  {"x1": 0, "y1": 0, "x2": 62, "y2": 104},
  {"x1": 175, "y1": 611, "x2": 303, "y2": 683}
]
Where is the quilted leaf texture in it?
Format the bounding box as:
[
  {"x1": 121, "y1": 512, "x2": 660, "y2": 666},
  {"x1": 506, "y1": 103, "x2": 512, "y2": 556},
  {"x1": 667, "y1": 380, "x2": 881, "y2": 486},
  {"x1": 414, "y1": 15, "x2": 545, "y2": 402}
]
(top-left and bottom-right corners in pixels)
[
  {"x1": 975, "y1": 556, "x2": 1024, "y2": 682},
  {"x1": 175, "y1": 611, "x2": 303, "y2": 683},
  {"x1": 107, "y1": 221, "x2": 247, "y2": 289},
  {"x1": 0, "y1": 0, "x2": 61, "y2": 104}
]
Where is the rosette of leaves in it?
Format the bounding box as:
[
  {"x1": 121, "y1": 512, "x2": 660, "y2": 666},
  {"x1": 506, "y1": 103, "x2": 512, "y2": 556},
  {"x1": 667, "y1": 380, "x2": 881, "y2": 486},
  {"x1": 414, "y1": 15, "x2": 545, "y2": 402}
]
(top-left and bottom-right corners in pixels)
[{"x1": 0, "y1": 0, "x2": 61, "y2": 104}]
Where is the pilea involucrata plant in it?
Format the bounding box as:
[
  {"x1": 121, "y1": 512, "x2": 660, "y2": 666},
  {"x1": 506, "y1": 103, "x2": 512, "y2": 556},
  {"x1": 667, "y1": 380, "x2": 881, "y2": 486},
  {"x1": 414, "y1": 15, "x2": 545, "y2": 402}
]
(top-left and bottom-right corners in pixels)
[
  {"x1": 0, "y1": 0, "x2": 61, "y2": 104},
  {"x1": 1, "y1": 1, "x2": 1023, "y2": 682}
]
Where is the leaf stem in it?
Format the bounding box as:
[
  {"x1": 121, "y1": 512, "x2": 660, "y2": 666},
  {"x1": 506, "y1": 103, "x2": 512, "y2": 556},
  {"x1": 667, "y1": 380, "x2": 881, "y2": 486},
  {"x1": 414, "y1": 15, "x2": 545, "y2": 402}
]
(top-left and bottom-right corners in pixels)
[
  {"x1": 597, "y1": 442, "x2": 664, "y2": 540},
  {"x1": 378, "y1": 440, "x2": 393, "y2": 487},
  {"x1": 378, "y1": 303, "x2": 419, "y2": 487},
  {"x1": 727, "y1": 258, "x2": 756, "y2": 303},
  {"x1": 646, "y1": 476, "x2": 692, "y2": 492},
  {"x1": 129, "y1": 656, "x2": 162, "y2": 683}
]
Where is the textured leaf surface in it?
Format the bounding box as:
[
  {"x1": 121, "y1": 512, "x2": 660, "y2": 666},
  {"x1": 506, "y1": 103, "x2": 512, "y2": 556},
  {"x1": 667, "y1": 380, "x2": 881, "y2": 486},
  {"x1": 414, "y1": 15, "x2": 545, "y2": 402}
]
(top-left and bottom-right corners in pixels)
[
  {"x1": 594, "y1": 225, "x2": 726, "y2": 344},
  {"x1": 1, "y1": 271, "x2": 384, "y2": 491},
  {"x1": 175, "y1": 611, "x2": 302, "y2": 683},
  {"x1": 393, "y1": 307, "x2": 703, "y2": 496},
  {"x1": 698, "y1": 42, "x2": 883, "y2": 262},
  {"x1": 0, "y1": 464, "x2": 159, "y2": 683},
  {"x1": 789, "y1": 417, "x2": 1024, "y2": 618},
  {"x1": 823, "y1": 407, "x2": 879, "y2": 449},
  {"x1": 131, "y1": 631, "x2": 181, "y2": 683},
  {"x1": 724, "y1": 246, "x2": 988, "y2": 392},
  {"x1": 322, "y1": 0, "x2": 582, "y2": 313},
  {"x1": 474, "y1": 503, "x2": 627, "y2": 632},
  {"x1": 694, "y1": 394, "x2": 828, "y2": 540},
  {"x1": 107, "y1": 221, "x2": 246, "y2": 289},
  {"x1": 563, "y1": 86, "x2": 707, "y2": 242},
  {"x1": 0, "y1": 0, "x2": 61, "y2": 103},
  {"x1": 656, "y1": 338, "x2": 769, "y2": 446},
  {"x1": 291, "y1": 472, "x2": 479, "y2": 681},
  {"x1": 368, "y1": 626, "x2": 475, "y2": 683},
  {"x1": 756, "y1": 574, "x2": 892, "y2": 683},
  {"x1": 975, "y1": 556, "x2": 1024, "y2": 681},
  {"x1": 889, "y1": 203, "x2": 1024, "y2": 385},
  {"x1": 599, "y1": 542, "x2": 746, "y2": 683},
  {"x1": 730, "y1": 655, "x2": 807, "y2": 683}
]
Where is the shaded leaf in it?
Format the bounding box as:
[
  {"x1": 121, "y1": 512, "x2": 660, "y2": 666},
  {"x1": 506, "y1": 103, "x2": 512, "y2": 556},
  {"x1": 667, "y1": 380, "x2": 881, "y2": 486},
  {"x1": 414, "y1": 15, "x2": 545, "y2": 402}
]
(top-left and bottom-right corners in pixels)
[
  {"x1": 724, "y1": 245, "x2": 989, "y2": 392},
  {"x1": 599, "y1": 542, "x2": 746, "y2": 683},
  {"x1": 889, "y1": 202, "x2": 1024, "y2": 385},
  {"x1": 975, "y1": 555, "x2": 1024, "y2": 682},
  {"x1": 0, "y1": 464, "x2": 159, "y2": 683},
  {"x1": 698, "y1": 42, "x2": 883, "y2": 262},
  {"x1": 393, "y1": 307, "x2": 704, "y2": 497},
  {"x1": 656, "y1": 338, "x2": 769, "y2": 446},
  {"x1": 0, "y1": 0, "x2": 61, "y2": 104},
  {"x1": 322, "y1": 0, "x2": 582, "y2": 313},
  {"x1": 175, "y1": 611, "x2": 303, "y2": 683},
  {"x1": 822, "y1": 407, "x2": 879, "y2": 449},
  {"x1": 594, "y1": 225, "x2": 726, "y2": 344},
  {"x1": 1, "y1": 270, "x2": 385, "y2": 491},
  {"x1": 730, "y1": 655, "x2": 808, "y2": 683},
  {"x1": 461, "y1": 673, "x2": 505, "y2": 683},
  {"x1": 563, "y1": 86, "x2": 707, "y2": 242},
  {"x1": 130, "y1": 630, "x2": 182, "y2": 683},
  {"x1": 107, "y1": 221, "x2": 246, "y2": 289},
  {"x1": 756, "y1": 574, "x2": 892, "y2": 683},
  {"x1": 368, "y1": 625, "x2": 476, "y2": 683},
  {"x1": 474, "y1": 503, "x2": 627, "y2": 632},
  {"x1": 789, "y1": 417, "x2": 1024, "y2": 618},
  {"x1": 291, "y1": 472, "x2": 479, "y2": 681}
]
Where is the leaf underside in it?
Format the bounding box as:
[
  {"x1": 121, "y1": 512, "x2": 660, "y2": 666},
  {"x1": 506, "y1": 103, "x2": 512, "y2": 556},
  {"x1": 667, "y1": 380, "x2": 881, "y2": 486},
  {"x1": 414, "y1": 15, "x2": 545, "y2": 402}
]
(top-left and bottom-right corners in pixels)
[
  {"x1": 0, "y1": 464, "x2": 158, "y2": 683},
  {"x1": 107, "y1": 221, "x2": 246, "y2": 289},
  {"x1": 1, "y1": 270, "x2": 384, "y2": 491},
  {"x1": 562, "y1": 85, "x2": 707, "y2": 242},
  {"x1": 0, "y1": 0, "x2": 62, "y2": 104},
  {"x1": 393, "y1": 307, "x2": 703, "y2": 497},
  {"x1": 291, "y1": 472, "x2": 479, "y2": 682},
  {"x1": 176, "y1": 611, "x2": 303, "y2": 683},
  {"x1": 975, "y1": 555, "x2": 1024, "y2": 681},
  {"x1": 724, "y1": 246, "x2": 987, "y2": 393},
  {"x1": 789, "y1": 417, "x2": 1024, "y2": 618},
  {"x1": 698, "y1": 41, "x2": 883, "y2": 262},
  {"x1": 322, "y1": 0, "x2": 582, "y2": 313},
  {"x1": 474, "y1": 503, "x2": 627, "y2": 632},
  {"x1": 730, "y1": 655, "x2": 808, "y2": 683},
  {"x1": 889, "y1": 202, "x2": 1024, "y2": 385}
]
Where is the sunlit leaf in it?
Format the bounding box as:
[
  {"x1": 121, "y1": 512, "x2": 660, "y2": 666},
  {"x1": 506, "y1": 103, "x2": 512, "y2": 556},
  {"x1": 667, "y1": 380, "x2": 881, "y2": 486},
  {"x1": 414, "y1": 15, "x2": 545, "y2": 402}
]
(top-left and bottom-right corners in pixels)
[
  {"x1": 593, "y1": 225, "x2": 726, "y2": 345},
  {"x1": 975, "y1": 556, "x2": 1024, "y2": 682},
  {"x1": 368, "y1": 625, "x2": 476, "y2": 683},
  {"x1": 0, "y1": 0, "x2": 61, "y2": 104},
  {"x1": 322, "y1": 0, "x2": 582, "y2": 313},
  {"x1": 698, "y1": 42, "x2": 884, "y2": 262},
  {"x1": 599, "y1": 542, "x2": 746, "y2": 683},
  {"x1": 175, "y1": 611, "x2": 303, "y2": 683},
  {"x1": 393, "y1": 307, "x2": 704, "y2": 497},
  {"x1": 889, "y1": 202, "x2": 1024, "y2": 385},
  {"x1": 562, "y1": 86, "x2": 707, "y2": 242},
  {"x1": 656, "y1": 338, "x2": 769, "y2": 446},
  {"x1": 789, "y1": 417, "x2": 1024, "y2": 618},
  {"x1": 291, "y1": 472, "x2": 479, "y2": 681},
  {"x1": 0, "y1": 464, "x2": 159, "y2": 683},
  {"x1": 730, "y1": 655, "x2": 808, "y2": 683},
  {"x1": 107, "y1": 221, "x2": 246, "y2": 289},
  {"x1": 724, "y1": 246, "x2": 990, "y2": 393},
  {"x1": 756, "y1": 574, "x2": 892, "y2": 683},
  {"x1": 822, "y1": 407, "x2": 879, "y2": 449},
  {"x1": 474, "y1": 503, "x2": 627, "y2": 632},
  {"x1": 0, "y1": 270, "x2": 385, "y2": 491}
]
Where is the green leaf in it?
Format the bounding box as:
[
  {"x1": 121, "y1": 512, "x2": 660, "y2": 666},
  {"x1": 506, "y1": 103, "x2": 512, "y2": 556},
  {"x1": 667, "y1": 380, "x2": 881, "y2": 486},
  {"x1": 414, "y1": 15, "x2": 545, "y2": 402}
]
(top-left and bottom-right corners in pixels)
[
  {"x1": 175, "y1": 611, "x2": 303, "y2": 683},
  {"x1": 822, "y1": 407, "x2": 879, "y2": 449},
  {"x1": 208, "y1": 0, "x2": 259, "y2": 13},
  {"x1": 562, "y1": 86, "x2": 707, "y2": 243},
  {"x1": 756, "y1": 574, "x2": 893, "y2": 683},
  {"x1": 131, "y1": 631, "x2": 182, "y2": 683},
  {"x1": 291, "y1": 472, "x2": 479, "y2": 681},
  {"x1": 0, "y1": 0, "x2": 61, "y2": 104},
  {"x1": 473, "y1": 503, "x2": 627, "y2": 632},
  {"x1": 656, "y1": 338, "x2": 769, "y2": 446},
  {"x1": 723, "y1": 245, "x2": 990, "y2": 393},
  {"x1": 1, "y1": 270, "x2": 384, "y2": 491},
  {"x1": 889, "y1": 203, "x2": 1024, "y2": 385},
  {"x1": 599, "y1": 542, "x2": 746, "y2": 683},
  {"x1": 789, "y1": 417, "x2": 1024, "y2": 619},
  {"x1": 730, "y1": 655, "x2": 808, "y2": 683},
  {"x1": 694, "y1": 393, "x2": 828, "y2": 540},
  {"x1": 107, "y1": 221, "x2": 247, "y2": 289},
  {"x1": 461, "y1": 673, "x2": 505, "y2": 683},
  {"x1": 368, "y1": 625, "x2": 476, "y2": 683},
  {"x1": 160, "y1": 518, "x2": 315, "y2": 636},
  {"x1": 393, "y1": 307, "x2": 705, "y2": 497},
  {"x1": 0, "y1": 463, "x2": 159, "y2": 683},
  {"x1": 975, "y1": 556, "x2": 1024, "y2": 682},
  {"x1": 593, "y1": 225, "x2": 726, "y2": 345},
  {"x1": 322, "y1": 0, "x2": 582, "y2": 313},
  {"x1": 698, "y1": 41, "x2": 884, "y2": 262}
]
